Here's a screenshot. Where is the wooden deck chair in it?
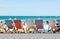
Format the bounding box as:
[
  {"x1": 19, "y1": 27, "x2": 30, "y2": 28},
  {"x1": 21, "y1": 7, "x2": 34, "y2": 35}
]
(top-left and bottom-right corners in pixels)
[
  {"x1": 14, "y1": 20, "x2": 24, "y2": 33},
  {"x1": 5, "y1": 20, "x2": 14, "y2": 33},
  {"x1": 56, "y1": 20, "x2": 60, "y2": 32},
  {"x1": 25, "y1": 19, "x2": 36, "y2": 33},
  {"x1": 35, "y1": 20, "x2": 45, "y2": 33},
  {"x1": 48, "y1": 20, "x2": 56, "y2": 33}
]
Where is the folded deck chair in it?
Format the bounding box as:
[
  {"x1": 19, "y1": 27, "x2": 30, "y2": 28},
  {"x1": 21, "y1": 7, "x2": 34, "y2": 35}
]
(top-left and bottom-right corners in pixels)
[
  {"x1": 14, "y1": 20, "x2": 24, "y2": 33},
  {"x1": 48, "y1": 20, "x2": 56, "y2": 33},
  {"x1": 56, "y1": 20, "x2": 60, "y2": 32},
  {"x1": 5, "y1": 20, "x2": 14, "y2": 33},
  {"x1": 25, "y1": 19, "x2": 36, "y2": 33},
  {"x1": 35, "y1": 20, "x2": 44, "y2": 33}
]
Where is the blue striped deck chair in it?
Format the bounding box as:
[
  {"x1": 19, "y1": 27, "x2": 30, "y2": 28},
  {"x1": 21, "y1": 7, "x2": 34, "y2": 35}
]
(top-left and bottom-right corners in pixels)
[{"x1": 5, "y1": 20, "x2": 14, "y2": 33}]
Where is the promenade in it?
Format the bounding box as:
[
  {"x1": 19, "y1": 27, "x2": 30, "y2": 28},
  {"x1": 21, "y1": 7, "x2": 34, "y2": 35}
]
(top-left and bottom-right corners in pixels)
[{"x1": 0, "y1": 33, "x2": 60, "y2": 39}]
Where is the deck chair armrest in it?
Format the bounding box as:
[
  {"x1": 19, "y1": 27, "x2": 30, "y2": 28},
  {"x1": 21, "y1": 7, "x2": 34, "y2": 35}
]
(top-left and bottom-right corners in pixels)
[
  {"x1": 43, "y1": 26, "x2": 45, "y2": 30},
  {"x1": 29, "y1": 28, "x2": 34, "y2": 31},
  {"x1": 18, "y1": 29, "x2": 24, "y2": 32}
]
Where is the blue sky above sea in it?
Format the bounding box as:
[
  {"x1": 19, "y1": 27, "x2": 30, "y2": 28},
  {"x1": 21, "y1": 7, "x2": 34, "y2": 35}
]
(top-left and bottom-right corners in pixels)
[{"x1": 0, "y1": 0, "x2": 60, "y2": 16}]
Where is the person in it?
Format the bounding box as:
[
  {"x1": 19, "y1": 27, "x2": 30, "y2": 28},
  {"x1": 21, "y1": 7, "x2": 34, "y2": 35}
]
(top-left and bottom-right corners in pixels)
[
  {"x1": 3, "y1": 23, "x2": 8, "y2": 32},
  {"x1": 0, "y1": 21, "x2": 5, "y2": 33},
  {"x1": 23, "y1": 22, "x2": 28, "y2": 33}
]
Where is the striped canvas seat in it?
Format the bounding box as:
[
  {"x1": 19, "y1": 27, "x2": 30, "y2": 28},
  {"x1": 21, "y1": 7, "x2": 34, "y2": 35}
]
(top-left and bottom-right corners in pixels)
[
  {"x1": 25, "y1": 19, "x2": 36, "y2": 33},
  {"x1": 35, "y1": 20, "x2": 44, "y2": 33},
  {"x1": 14, "y1": 20, "x2": 24, "y2": 33},
  {"x1": 5, "y1": 20, "x2": 14, "y2": 32}
]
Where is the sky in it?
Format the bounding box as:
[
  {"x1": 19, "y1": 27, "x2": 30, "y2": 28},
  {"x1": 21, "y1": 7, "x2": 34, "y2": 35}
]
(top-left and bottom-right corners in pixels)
[{"x1": 0, "y1": 0, "x2": 60, "y2": 16}]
